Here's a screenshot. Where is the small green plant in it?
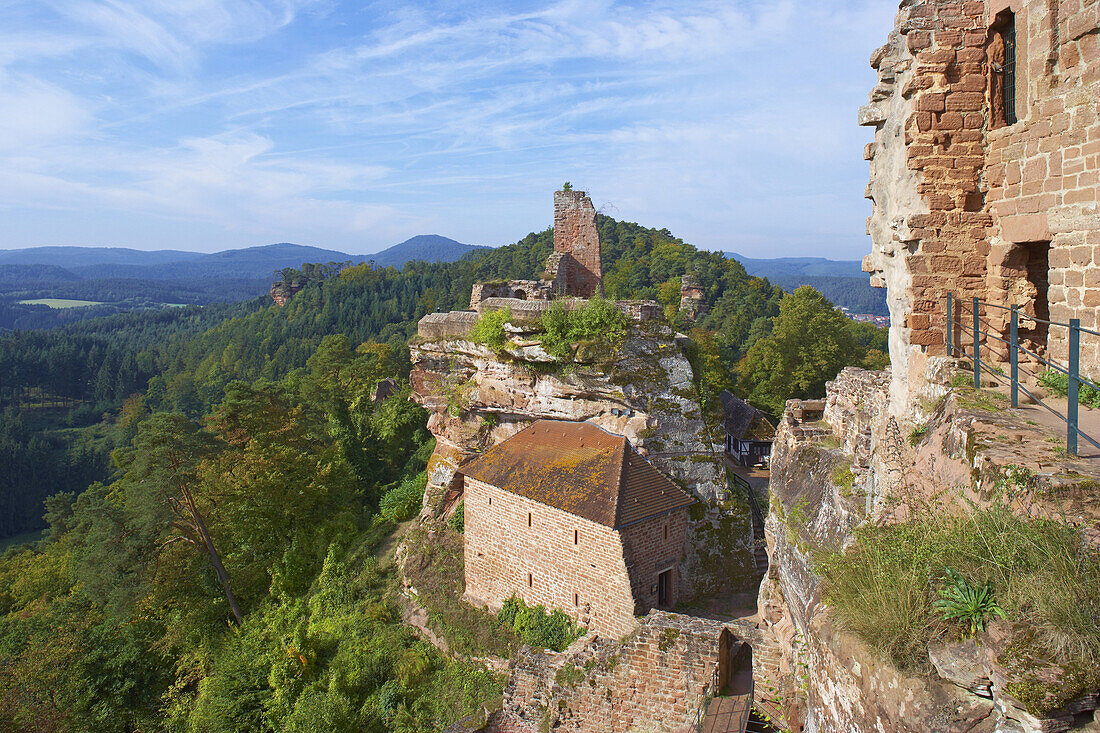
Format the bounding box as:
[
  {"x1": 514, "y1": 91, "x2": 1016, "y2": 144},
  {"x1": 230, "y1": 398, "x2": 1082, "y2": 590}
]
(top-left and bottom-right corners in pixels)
[
  {"x1": 538, "y1": 298, "x2": 627, "y2": 360},
  {"x1": 830, "y1": 463, "x2": 855, "y2": 491},
  {"x1": 1039, "y1": 369, "x2": 1100, "y2": 408},
  {"x1": 561, "y1": 182, "x2": 572, "y2": 191},
  {"x1": 554, "y1": 663, "x2": 584, "y2": 687},
  {"x1": 658, "y1": 628, "x2": 680, "y2": 651},
  {"x1": 997, "y1": 464, "x2": 1038, "y2": 495},
  {"x1": 498, "y1": 596, "x2": 584, "y2": 651},
  {"x1": 951, "y1": 372, "x2": 973, "y2": 388},
  {"x1": 448, "y1": 500, "x2": 465, "y2": 534},
  {"x1": 934, "y1": 567, "x2": 1006, "y2": 638},
  {"x1": 908, "y1": 423, "x2": 930, "y2": 446},
  {"x1": 470, "y1": 307, "x2": 512, "y2": 351}
]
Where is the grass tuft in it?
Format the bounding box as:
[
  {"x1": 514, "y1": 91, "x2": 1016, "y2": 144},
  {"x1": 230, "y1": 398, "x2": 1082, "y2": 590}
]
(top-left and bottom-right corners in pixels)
[{"x1": 815, "y1": 502, "x2": 1100, "y2": 708}]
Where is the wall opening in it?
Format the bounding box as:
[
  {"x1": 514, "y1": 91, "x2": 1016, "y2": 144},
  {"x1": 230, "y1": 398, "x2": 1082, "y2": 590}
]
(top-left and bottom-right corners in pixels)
[
  {"x1": 513, "y1": 289, "x2": 528, "y2": 300},
  {"x1": 657, "y1": 569, "x2": 672, "y2": 607},
  {"x1": 1021, "y1": 241, "x2": 1051, "y2": 353},
  {"x1": 573, "y1": 529, "x2": 578, "y2": 545},
  {"x1": 527, "y1": 572, "x2": 533, "y2": 587},
  {"x1": 527, "y1": 512, "x2": 532, "y2": 527}
]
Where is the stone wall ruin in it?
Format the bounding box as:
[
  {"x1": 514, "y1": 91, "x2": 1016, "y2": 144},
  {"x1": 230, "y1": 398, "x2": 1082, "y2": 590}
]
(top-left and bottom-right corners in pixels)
[{"x1": 861, "y1": 0, "x2": 1100, "y2": 413}]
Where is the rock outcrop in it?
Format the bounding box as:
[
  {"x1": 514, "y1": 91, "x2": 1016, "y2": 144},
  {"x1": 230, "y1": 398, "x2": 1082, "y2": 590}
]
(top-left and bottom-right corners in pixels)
[
  {"x1": 409, "y1": 317, "x2": 757, "y2": 604},
  {"x1": 755, "y1": 365, "x2": 1100, "y2": 733}
]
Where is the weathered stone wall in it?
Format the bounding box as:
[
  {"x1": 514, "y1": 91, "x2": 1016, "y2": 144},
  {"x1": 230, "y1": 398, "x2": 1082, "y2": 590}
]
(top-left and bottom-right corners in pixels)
[
  {"x1": 463, "y1": 475, "x2": 640, "y2": 638},
  {"x1": 862, "y1": 0, "x2": 1100, "y2": 413},
  {"x1": 984, "y1": 0, "x2": 1100, "y2": 372},
  {"x1": 492, "y1": 611, "x2": 732, "y2": 733},
  {"x1": 620, "y1": 507, "x2": 692, "y2": 613},
  {"x1": 416, "y1": 311, "x2": 480, "y2": 340},
  {"x1": 470, "y1": 280, "x2": 553, "y2": 308},
  {"x1": 554, "y1": 190, "x2": 603, "y2": 298}
]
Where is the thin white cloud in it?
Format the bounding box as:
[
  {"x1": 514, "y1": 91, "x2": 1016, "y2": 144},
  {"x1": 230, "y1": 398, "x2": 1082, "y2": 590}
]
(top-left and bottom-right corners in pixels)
[{"x1": 0, "y1": 0, "x2": 899, "y2": 254}]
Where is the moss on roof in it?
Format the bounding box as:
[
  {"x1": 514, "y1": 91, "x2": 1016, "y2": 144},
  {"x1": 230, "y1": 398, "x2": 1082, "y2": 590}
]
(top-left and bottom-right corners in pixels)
[{"x1": 460, "y1": 420, "x2": 695, "y2": 528}]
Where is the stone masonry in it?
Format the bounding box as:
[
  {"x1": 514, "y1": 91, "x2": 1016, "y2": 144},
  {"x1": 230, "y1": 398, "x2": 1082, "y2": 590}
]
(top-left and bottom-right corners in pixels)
[
  {"x1": 493, "y1": 611, "x2": 738, "y2": 733},
  {"x1": 861, "y1": 0, "x2": 1100, "y2": 413},
  {"x1": 552, "y1": 189, "x2": 603, "y2": 298},
  {"x1": 467, "y1": 188, "x2": 605, "y2": 310},
  {"x1": 462, "y1": 476, "x2": 690, "y2": 638}
]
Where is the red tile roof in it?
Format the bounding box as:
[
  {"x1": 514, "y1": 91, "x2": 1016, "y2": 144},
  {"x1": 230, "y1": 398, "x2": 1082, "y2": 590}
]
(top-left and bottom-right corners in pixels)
[{"x1": 459, "y1": 420, "x2": 696, "y2": 528}]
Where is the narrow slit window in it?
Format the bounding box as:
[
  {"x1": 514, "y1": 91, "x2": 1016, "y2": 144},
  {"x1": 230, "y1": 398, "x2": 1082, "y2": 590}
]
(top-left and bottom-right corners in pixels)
[
  {"x1": 488, "y1": 496, "x2": 491, "y2": 505},
  {"x1": 574, "y1": 593, "x2": 579, "y2": 606},
  {"x1": 991, "y1": 11, "x2": 1017, "y2": 127},
  {"x1": 664, "y1": 525, "x2": 669, "y2": 540},
  {"x1": 527, "y1": 572, "x2": 533, "y2": 587},
  {"x1": 1003, "y1": 14, "x2": 1016, "y2": 125},
  {"x1": 574, "y1": 529, "x2": 579, "y2": 545},
  {"x1": 528, "y1": 512, "x2": 532, "y2": 527}
]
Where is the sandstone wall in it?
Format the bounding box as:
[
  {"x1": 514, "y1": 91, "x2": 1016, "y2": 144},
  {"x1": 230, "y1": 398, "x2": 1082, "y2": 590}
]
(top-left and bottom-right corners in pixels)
[
  {"x1": 620, "y1": 507, "x2": 691, "y2": 612},
  {"x1": 984, "y1": 0, "x2": 1100, "y2": 370},
  {"x1": 463, "y1": 476, "x2": 639, "y2": 638},
  {"x1": 554, "y1": 190, "x2": 603, "y2": 298},
  {"x1": 862, "y1": 0, "x2": 1100, "y2": 413},
  {"x1": 492, "y1": 611, "x2": 732, "y2": 733}
]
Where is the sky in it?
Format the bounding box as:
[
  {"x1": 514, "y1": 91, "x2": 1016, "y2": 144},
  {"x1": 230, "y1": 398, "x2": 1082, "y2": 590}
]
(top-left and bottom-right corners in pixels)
[{"x1": 0, "y1": 0, "x2": 898, "y2": 258}]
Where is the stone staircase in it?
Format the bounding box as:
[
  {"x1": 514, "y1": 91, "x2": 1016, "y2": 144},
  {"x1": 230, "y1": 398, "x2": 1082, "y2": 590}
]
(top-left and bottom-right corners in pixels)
[{"x1": 727, "y1": 466, "x2": 769, "y2": 575}]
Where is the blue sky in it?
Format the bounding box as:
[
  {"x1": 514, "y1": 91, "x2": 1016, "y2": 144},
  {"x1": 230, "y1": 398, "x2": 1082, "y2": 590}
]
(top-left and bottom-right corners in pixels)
[{"x1": 0, "y1": 0, "x2": 897, "y2": 258}]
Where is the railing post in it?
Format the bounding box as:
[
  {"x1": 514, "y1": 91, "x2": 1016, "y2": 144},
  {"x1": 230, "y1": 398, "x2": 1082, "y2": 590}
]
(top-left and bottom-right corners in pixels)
[
  {"x1": 973, "y1": 297, "x2": 981, "y2": 388},
  {"x1": 1010, "y1": 306, "x2": 1019, "y2": 408},
  {"x1": 946, "y1": 293, "x2": 953, "y2": 356},
  {"x1": 1068, "y1": 318, "x2": 1080, "y2": 456}
]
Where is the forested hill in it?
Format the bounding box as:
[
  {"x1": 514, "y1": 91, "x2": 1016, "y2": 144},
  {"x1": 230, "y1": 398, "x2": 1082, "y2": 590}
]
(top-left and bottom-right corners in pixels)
[{"x1": 0, "y1": 213, "x2": 887, "y2": 732}]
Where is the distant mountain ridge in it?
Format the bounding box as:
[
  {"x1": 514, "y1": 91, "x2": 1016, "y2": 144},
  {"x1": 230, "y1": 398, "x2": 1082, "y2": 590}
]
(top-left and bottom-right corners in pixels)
[
  {"x1": 723, "y1": 251, "x2": 886, "y2": 316},
  {"x1": 369, "y1": 235, "x2": 486, "y2": 268},
  {"x1": 0, "y1": 264, "x2": 84, "y2": 283},
  {"x1": 0, "y1": 237, "x2": 484, "y2": 281},
  {"x1": 724, "y1": 252, "x2": 865, "y2": 279},
  {"x1": 0, "y1": 246, "x2": 203, "y2": 267}
]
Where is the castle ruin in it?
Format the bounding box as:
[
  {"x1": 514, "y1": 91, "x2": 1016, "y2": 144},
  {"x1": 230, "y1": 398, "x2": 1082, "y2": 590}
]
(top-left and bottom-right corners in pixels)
[
  {"x1": 468, "y1": 188, "x2": 605, "y2": 310},
  {"x1": 861, "y1": 0, "x2": 1100, "y2": 412}
]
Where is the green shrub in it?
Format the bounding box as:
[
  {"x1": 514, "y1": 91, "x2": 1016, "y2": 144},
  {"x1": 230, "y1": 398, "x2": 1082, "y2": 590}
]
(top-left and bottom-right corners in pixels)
[
  {"x1": 1038, "y1": 369, "x2": 1100, "y2": 408},
  {"x1": 470, "y1": 307, "x2": 512, "y2": 351},
  {"x1": 908, "y1": 424, "x2": 929, "y2": 446},
  {"x1": 934, "y1": 567, "x2": 1006, "y2": 637},
  {"x1": 538, "y1": 298, "x2": 627, "y2": 360},
  {"x1": 448, "y1": 500, "x2": 464, "y2": 534},
  {"x1": 497, "y1": 596, "x2": 583, "y2": 651},
  {"x1": 379, "y1": 472, "x2": 427, "y2": 522}
]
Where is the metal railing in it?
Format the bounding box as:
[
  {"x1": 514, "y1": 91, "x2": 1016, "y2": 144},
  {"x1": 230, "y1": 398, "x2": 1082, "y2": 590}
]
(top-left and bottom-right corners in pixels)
[{"x1": 946, "y1": 293, "x2": 1099, "y2": 456}]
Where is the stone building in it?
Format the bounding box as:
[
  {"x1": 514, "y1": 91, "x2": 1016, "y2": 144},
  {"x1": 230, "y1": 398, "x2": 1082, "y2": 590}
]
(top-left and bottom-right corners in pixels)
[
  {"x1": 459, "y1": 420, "x2": 696, "y2": 638},
  {"x1": 861, "y1": 0, "x2": 1100, "y2": 411}
]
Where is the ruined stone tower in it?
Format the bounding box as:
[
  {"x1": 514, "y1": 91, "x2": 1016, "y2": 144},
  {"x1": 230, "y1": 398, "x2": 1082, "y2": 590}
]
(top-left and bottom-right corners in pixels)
[
  {"x1": 552, "y1": 190, "x2": 603, "y2": 298},
  {"x1": 861, "y1": 0, "x2": 1100, "y2": 413}
]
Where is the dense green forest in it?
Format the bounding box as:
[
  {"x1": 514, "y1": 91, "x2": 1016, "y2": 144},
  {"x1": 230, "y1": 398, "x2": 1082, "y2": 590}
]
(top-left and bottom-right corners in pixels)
[{"x1": 0, "y1": 214, "x2": 886, "y2": 731}]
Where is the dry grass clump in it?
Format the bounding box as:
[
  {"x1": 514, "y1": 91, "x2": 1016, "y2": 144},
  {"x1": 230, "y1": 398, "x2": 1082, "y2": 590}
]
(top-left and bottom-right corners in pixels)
[{"x1": 815, "y1": 503, "x2": 1100, "y2": 680}]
